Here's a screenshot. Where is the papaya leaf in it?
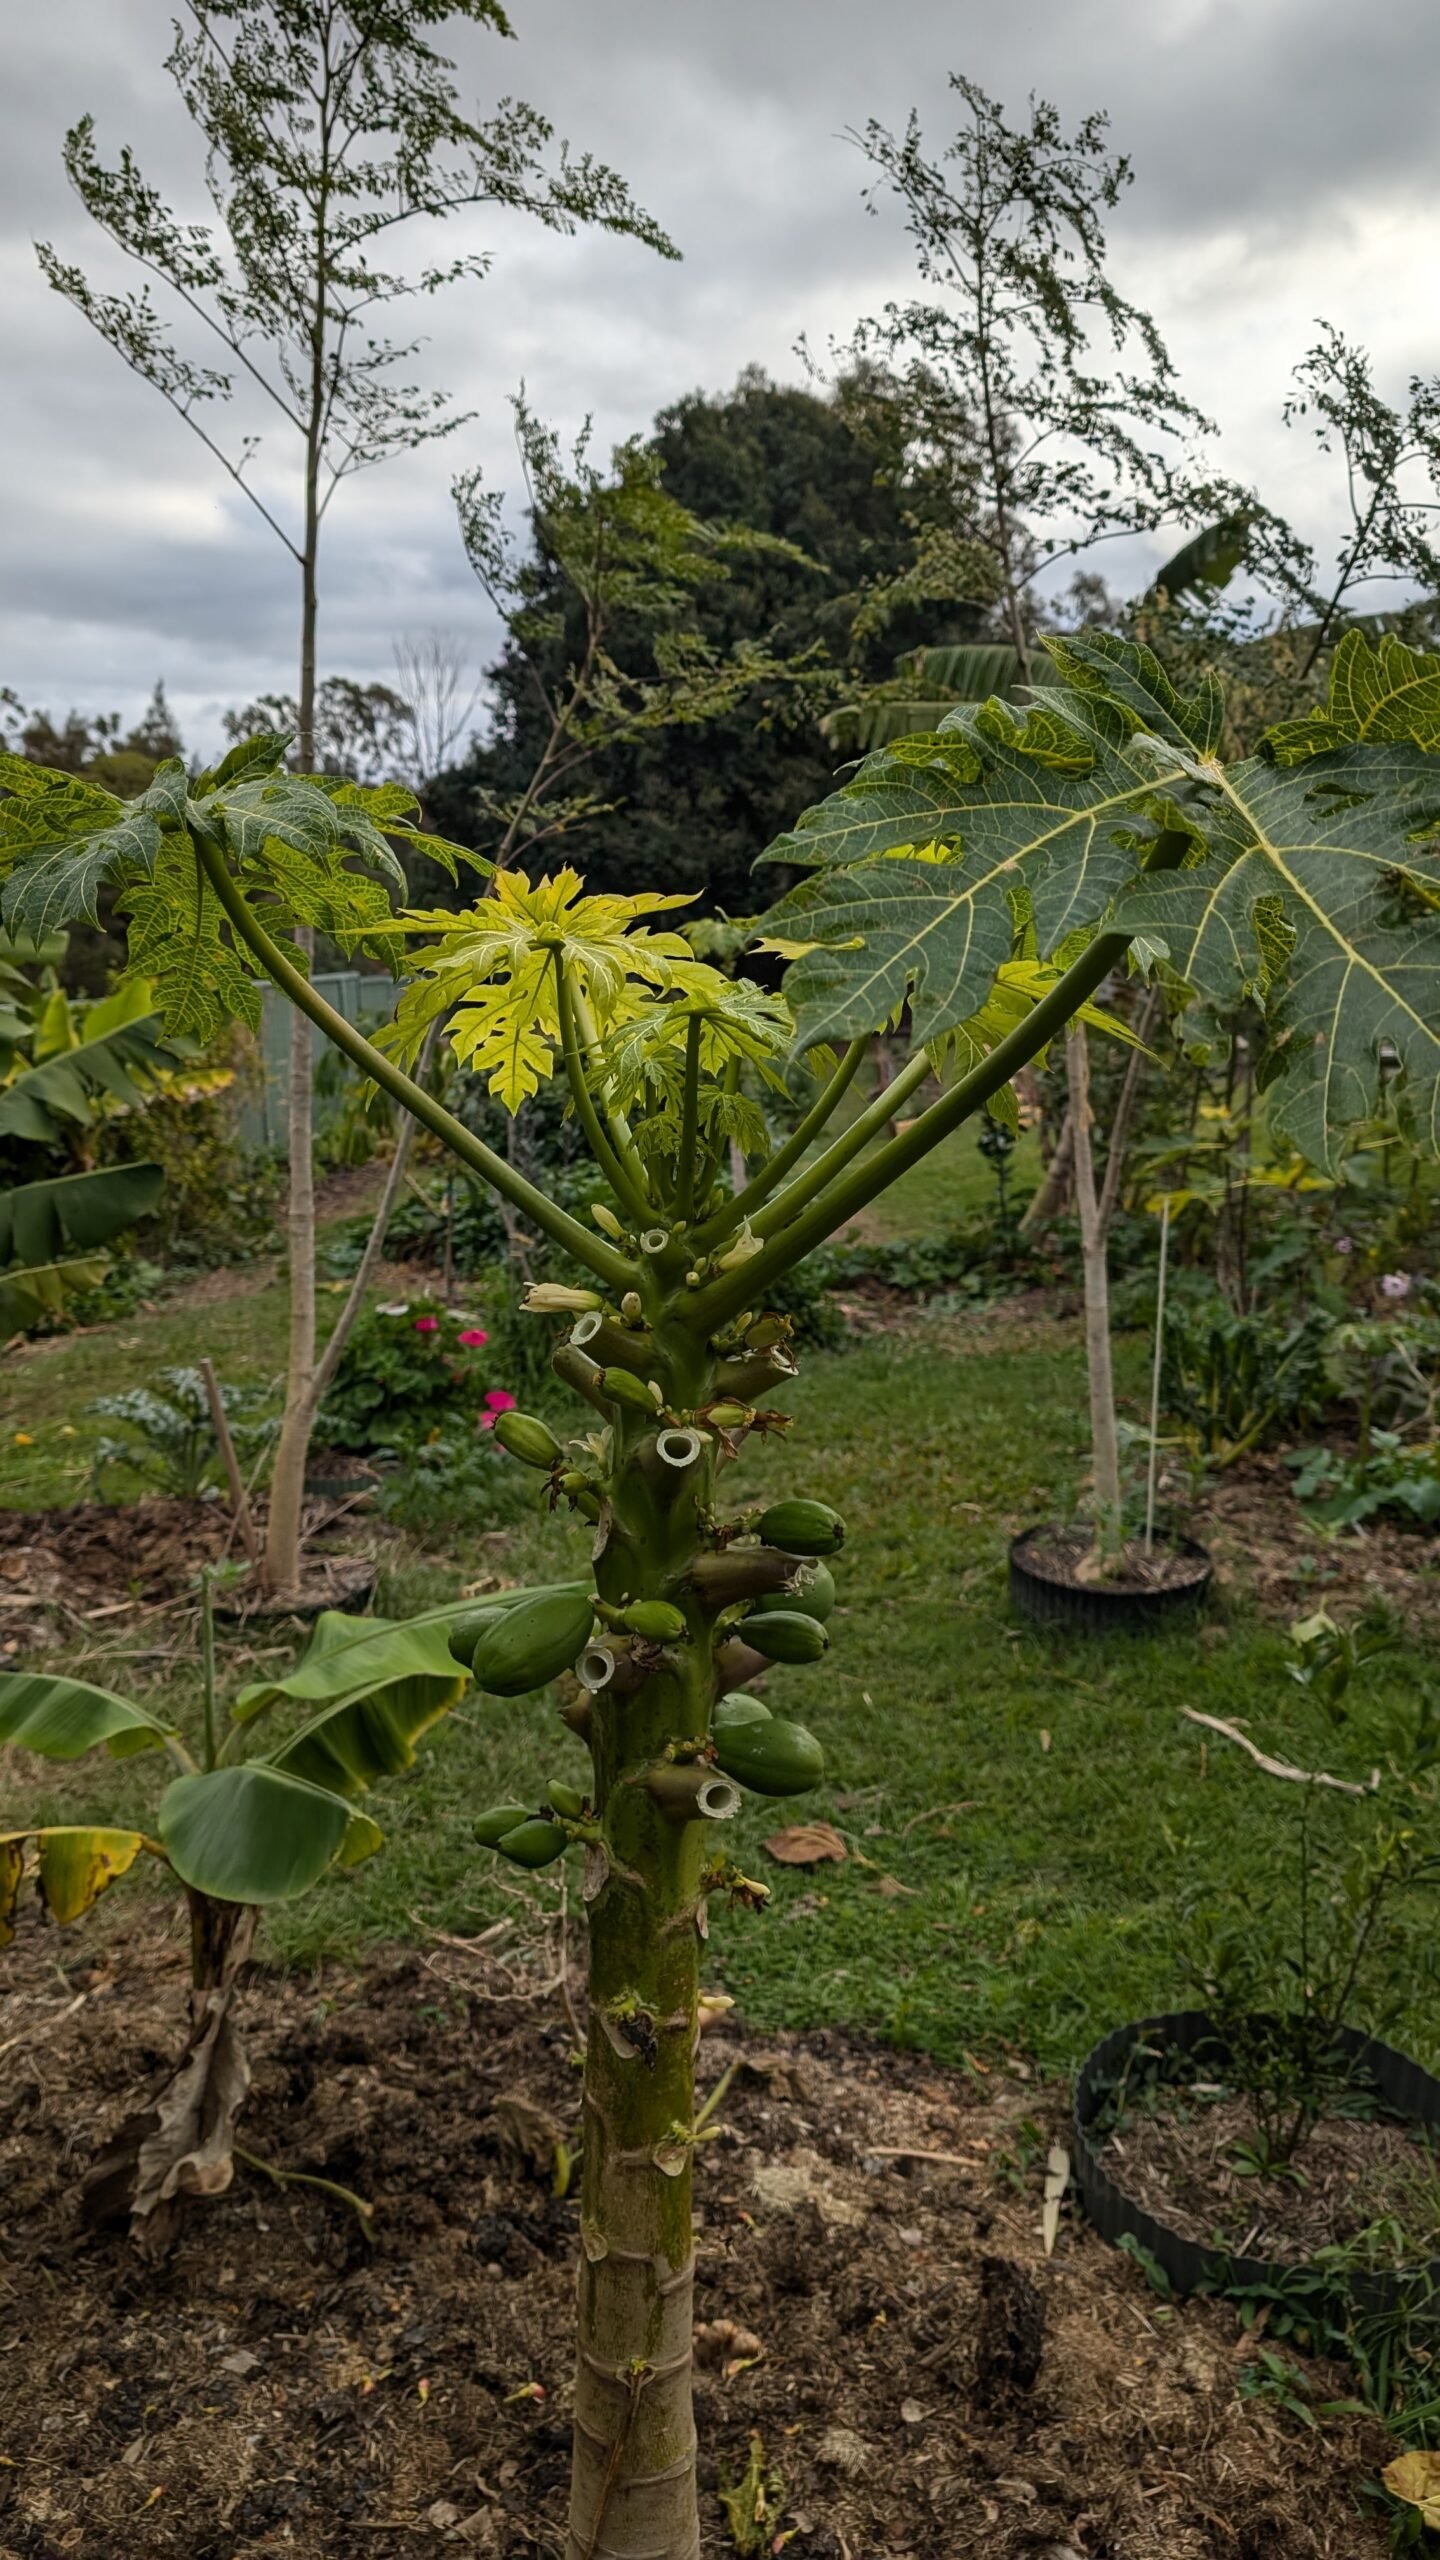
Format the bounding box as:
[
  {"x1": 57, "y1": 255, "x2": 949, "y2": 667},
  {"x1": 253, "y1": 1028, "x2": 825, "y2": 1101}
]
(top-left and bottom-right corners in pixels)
[
  {"x1": 758, "y1": 697, "x2": 1191, "y2": 1049},
  {"x1": 1, "y1": 804, "x2": 162, "y2": 938},
  {"x1": 0, "y1": 1825, "x2": 160, "y2": 1945},
  {"x1": 1040, "y1": 630, "x2": 1225, "y2": 757},
  {"x1": 0, "y1": 1670, "x2": 174, "y2": 1761},
  {"x1": 1266, "y1": 629, "x2": 1440, "y2": 764},
  {"x1": 158, "y1": 1764, "x2": 357, "y2": 1903},
  {"x1": 1115, "y1": 745, "x2": 1440, "y2": 1167}
]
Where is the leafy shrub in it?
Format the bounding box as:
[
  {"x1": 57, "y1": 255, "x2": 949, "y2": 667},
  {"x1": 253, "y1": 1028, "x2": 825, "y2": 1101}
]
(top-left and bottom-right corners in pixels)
[
  {"x1": 98, "y1": 1025, "x2": 282, "y2": 1271},
  {"x1": 1288, "y1": 1435, "x2": 1440, "y2": 1531},
  {"x1": 375, "y1": 1428, "x2": 536, "y2": 1539},
  {"x1": 318, "y1": 1296, "x2": 510, "y2": 1453},
  {"x1": 1162, "y1": 1296, "x2": 1330, "y2": 1464},
  {"x1": 90, "y1": 1366, "x2": 274, "y2": 1499}
]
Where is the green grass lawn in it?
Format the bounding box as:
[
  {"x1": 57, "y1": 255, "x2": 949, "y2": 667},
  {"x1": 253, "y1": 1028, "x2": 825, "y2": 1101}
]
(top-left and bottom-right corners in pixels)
[{"x1": 5, "y1": 1270, "x2": 1431, "y2": 2080}]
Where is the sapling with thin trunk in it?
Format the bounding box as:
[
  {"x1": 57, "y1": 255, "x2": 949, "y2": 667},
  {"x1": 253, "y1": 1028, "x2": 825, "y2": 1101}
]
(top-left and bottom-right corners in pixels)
[
  {"x1": 7, "y1": 629, "x2": 1440, "y2": 2551},
  {"x1": 39, "y1": 0, "x2": 674, "y2": 1594}
]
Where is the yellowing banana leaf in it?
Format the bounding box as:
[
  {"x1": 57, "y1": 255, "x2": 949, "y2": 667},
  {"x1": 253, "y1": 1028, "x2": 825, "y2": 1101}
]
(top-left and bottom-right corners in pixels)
[
  {"x1": 0, "y1": 1670, "x2": 174, "y2": 1760},
  {"x1": 0, "y1": 1824, "x2": 162, "y2": 1944},
  {"x1": 0, "y1": 1253, "x2": 111, "y2": 1330},
  {"x1": 158, "y1": 1763, "x2": 371, "y2": 1904}
]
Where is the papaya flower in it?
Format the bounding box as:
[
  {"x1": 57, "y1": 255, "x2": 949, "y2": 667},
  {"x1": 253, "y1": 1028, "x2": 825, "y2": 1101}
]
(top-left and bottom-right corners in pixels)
[
  {"x1": 522, "y1": 1283, "x2": 603, "y2": 1315},
  {"x1": 479, "y1": 1390, "x2": 517, "y2": 1432}
]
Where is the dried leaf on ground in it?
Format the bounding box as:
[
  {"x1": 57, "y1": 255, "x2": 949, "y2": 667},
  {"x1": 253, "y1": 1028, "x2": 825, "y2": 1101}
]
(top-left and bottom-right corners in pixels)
[{"x1": 763, "y1": 1822, "x2": 847, "y2": 1866}]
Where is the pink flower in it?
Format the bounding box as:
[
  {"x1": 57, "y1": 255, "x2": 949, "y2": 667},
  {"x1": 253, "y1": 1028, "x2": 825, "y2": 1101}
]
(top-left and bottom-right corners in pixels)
[
  {"x1": 1381, "y1": 1272, "x2": 1413, "y2": 1300},
  {"x1": 413, "y1": 1315, "x2": 440, "y2": 1334},
  {"x1": 457, "y1": 1327, "x2": 489, "y2": 1348},
  {"x1": 479, "y1": 1388, "x2": 516, "y2": 1433},
  {"x1": 1335, "y1": 1237, "x2": 1354, "y2": 1255}
]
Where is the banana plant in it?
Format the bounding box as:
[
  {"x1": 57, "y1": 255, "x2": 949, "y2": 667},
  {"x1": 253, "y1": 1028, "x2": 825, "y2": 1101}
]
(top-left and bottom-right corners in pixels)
[
  {"x1": 6, "y1": 635, "x2": 1440, "y2": 2545},
  {"x1": 0, "y1": 949, "x2": 197, "y2": 1330},
  {"x1": 0, "y1": 1587, "x2": 499, "y2": 2236}
]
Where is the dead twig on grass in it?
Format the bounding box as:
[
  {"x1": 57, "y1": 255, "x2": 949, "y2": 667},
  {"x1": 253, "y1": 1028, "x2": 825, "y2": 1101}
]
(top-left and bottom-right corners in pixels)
[{"x1": 1181, "y1": 1706, "x2": 1380, "y2": 1798}]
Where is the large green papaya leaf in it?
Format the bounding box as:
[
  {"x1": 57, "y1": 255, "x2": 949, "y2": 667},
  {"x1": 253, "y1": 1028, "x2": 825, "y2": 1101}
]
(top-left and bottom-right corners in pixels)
[
  {"x1": 759, "y1": 693, "x2": 1192, "y2": 1049},
  {"x1": 0, "y1": 1670, "x2": 174, "y2": 1759},
  {"x1": 0, "y1": 1162, "x2": 165, "y2": 1265},
  {"x1": 253, "y1": 1611, "x2": 469, "y2": 1796},
  {"x1": 1115, "y1": 743, "x2": 1440, "y2": 1167},
  {"x1": 0, "y1": 1825, "x2": 161, "y2": 1944},
  {"x1": 158, "y1": 1764, "x2": 379, "y2": 1903}
]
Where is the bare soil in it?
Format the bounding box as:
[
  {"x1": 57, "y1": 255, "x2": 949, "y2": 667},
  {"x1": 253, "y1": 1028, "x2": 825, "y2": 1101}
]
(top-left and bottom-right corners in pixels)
[
  {"x1": 1100, "y1": 2089, "x2": 1440, "y2": 2265},
  {"x1": 1196, "y1": 1454, "x2": 1440, "y2": 1624},
  {"x1": 0, "y1": 1910, "x2": 1393, "y2": 2560},
  {"x1": 0, "y1": 1495, "x2": 378, "y2": 1656}
]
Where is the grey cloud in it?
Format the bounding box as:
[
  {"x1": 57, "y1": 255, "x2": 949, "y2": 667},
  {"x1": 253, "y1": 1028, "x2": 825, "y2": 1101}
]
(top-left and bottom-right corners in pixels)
[{"x1": 3, "y1": 0, "x2": 1439, "y2": 748}]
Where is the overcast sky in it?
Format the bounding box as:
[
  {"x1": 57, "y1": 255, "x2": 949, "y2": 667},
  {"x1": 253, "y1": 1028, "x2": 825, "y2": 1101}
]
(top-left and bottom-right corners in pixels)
[{"x1": 5, "y1": 0, "x2": 1440, "y2": 757}]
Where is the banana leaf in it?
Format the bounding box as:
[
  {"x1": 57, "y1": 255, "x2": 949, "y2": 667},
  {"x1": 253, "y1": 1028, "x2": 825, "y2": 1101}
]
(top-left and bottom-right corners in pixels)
[
  {"x1": 0, "y1": 1161, "x2": 165, "y2": 1265},
  {"x1": 0, "y1": 1670, "x2": 174, "y2": 1759},
  {"x1": 158, "y1": 1764, "x2": 382, "y2": 1904},
  {"x1": 0, "y1": 1824, "x2": 161, "y2": 1943},
  {"x1": 0, "y1": 1254, "x2": 111, "y2": 1330}
]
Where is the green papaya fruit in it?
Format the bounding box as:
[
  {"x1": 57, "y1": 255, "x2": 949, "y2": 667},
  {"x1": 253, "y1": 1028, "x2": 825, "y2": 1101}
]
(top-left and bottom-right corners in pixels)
[
  {"x1": 602, "y1": 1366, "x2": 660, "y2": 1414},
  {"x1": 748, "y1": 1560, "x2": 836, "y2": 1624},
  {"x1": 756, "y1": 1499, "x2": 845, "y2": 1557},
  {"x1": 741, "y1": 1609, "x2": 829, "y2": 1665},
  {"x1": 448, "y1": 1579, "x2": 589, "y2": 1671},
  {"x1": 621, "y1": 1599, "x2": 689, "y2": 1643},
  {"x1": 470, "y1": 1589, "x2": 598, "y2": 1697},
  {"x1": 713, "y1": 1692, "x2": 773, "y2": 1735},
  {"x1": 493, "y1": 1409, "x2": 563, "y2": 1471},
  {"x1": 473, "y1": 1802, "x2": 532, "y2": 1846},
  {"x1": 543, "y1": 1779, "x2": 586, "y2": 1820},
  {"x1": 713, "y1": 1715, "x2": 825, "y2": 1797},
  {"x1": 495, "y1": 1818, "x2": 569, "y2": 1868}
]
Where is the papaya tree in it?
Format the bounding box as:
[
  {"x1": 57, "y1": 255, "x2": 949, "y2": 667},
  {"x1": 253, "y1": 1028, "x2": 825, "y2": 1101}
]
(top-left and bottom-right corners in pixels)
[{"x1": 6, "y1": 632, "x2": 1440, "y2": 2549}]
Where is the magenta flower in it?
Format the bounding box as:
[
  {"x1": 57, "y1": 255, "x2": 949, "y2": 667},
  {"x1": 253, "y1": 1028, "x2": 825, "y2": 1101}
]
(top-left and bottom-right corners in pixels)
[
  {"x1": 413, "y1": 1315, "x2": 440, "y2": 1334},
  {"x1": 457, "y1": 1327, "x2": 489, "y2": 1348},
  {"x1": 479, "y1": 1388, "x2": 517, "y2": 1432},
  {"x1": 1380, "y1": 1272, "x2": 1413, "y2": 1300}
]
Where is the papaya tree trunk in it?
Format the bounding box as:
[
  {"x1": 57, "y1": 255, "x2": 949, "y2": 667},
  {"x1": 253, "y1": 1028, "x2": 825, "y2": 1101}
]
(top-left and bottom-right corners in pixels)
[{"x1": 565, "y1": 1322, "x2": 718, "y2": 2560}]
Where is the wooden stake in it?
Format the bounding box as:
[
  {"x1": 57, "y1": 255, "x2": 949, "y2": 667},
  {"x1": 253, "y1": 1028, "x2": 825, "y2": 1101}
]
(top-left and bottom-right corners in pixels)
[{"x1": 200, "y1": 1357, "x2": 259, "y2": 1566}]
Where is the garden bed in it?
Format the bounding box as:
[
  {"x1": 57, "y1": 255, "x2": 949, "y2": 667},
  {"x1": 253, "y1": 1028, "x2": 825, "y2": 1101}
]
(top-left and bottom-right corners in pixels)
[
  {"x1": 0, "y1": 1494, "x2": 378, "y2": 1630},
  {"x1": 1099, "y1": 2085, "x2": 1440, "y2": 2265},
  {"x1": 1197, "y1": 1454, "x2": 1440, "y2": 1621},
  {"x1": 0, "y1": 1912, "x2": 1393, "y2": 2559}
]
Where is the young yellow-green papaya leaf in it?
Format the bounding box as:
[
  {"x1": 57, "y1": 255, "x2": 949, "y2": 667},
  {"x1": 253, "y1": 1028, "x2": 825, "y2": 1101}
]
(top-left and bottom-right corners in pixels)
[
  {"x1": 0, "y1": 1825, "x2": 161, "y2": 1944},
  {"x1": 0, "y1": 1671, "x2": 174, "y2": 1761},
  {"x1": 158, "y1": 1765, "x2": 355, "y2": 1904}
]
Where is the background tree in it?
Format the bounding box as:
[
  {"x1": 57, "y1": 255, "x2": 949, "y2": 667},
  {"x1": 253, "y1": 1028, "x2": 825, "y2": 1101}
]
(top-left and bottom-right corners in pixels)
[
  {"x1": 38, "y1": 0, "x2": 675, "y2": 1595},
  {"x1": 1285, "y1": 323, "x2": 1440, "y2": 674},
  {"x1": 427, "y1": 366, "x2": 983, "y2": 910},
  {"x1": 841, "y1": 77, "x2": 1221, "y2": 680}
]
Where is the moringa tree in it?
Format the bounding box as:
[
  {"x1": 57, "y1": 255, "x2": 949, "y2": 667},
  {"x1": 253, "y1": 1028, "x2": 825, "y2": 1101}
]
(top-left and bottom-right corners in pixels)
[
  {"x1": 841, "y1": 78, "x2": 1223, "y2": 679},
  {"x1": 39, "y1": 0, "x2": 675, "y2": 1594},
  {"x1": 7, "y1": 629, "x2": 1440, "y2": 2549}
]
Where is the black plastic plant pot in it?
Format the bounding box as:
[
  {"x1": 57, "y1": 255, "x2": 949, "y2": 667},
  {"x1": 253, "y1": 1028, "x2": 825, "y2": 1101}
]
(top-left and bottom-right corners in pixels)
[
  {"x1": 1073, "y1": 2008, "x2": 1440, "y2": 2321},
  {"x1": 1008, "y1": 1524, "x2": 1211, "y2": 1634}
]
